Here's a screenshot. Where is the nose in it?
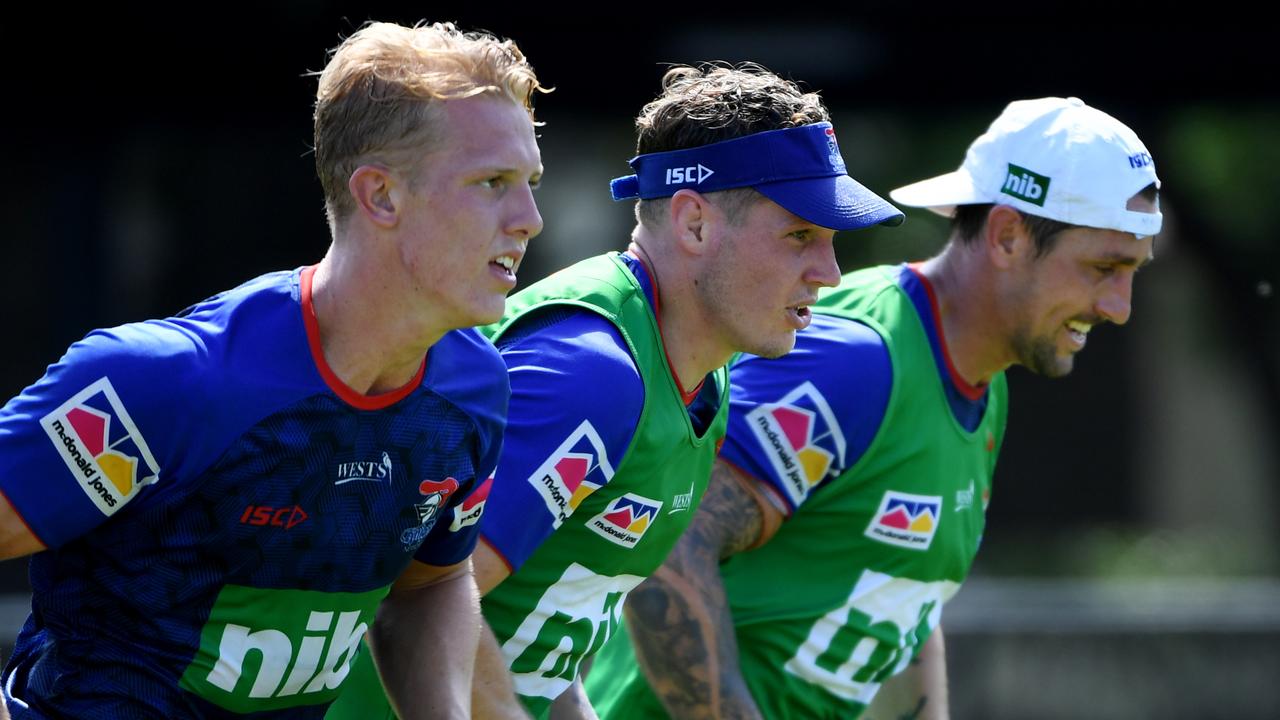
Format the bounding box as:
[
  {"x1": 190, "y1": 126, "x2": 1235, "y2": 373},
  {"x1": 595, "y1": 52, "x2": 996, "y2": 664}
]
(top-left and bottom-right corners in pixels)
[
  {"x1": 807, "y1": 236, "x2": 842, "y2": 289},
  {"x1": 508, "y1": 183, "x2": 544, "y2": 241},
  {"x1": 1096, "y1": 272, "x2": 1135, "y2": 325}
]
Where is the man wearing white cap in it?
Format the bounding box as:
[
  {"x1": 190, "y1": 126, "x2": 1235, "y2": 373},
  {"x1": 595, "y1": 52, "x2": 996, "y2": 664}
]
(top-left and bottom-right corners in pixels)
[{"x1": 588, "y1": 96, "x2": 1160, "y2": 719}]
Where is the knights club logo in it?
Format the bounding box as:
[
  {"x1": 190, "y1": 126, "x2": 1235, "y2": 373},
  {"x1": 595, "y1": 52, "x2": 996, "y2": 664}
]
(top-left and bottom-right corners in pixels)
[
  {"x1": 745, "y1": 381, "x2": 847, "y2": 507},
  {"x1": 586, "y1": 493, "x2": 663, "y2": 548},
  {"x1": 864, "y1": 490, "x2": 942, "y2": 551},
  {"x1": 401, "y1": 477, "x2": 460, "y2": 550},
  {"x1": 525, "y1": 420, "x2": 616, "y2": 527}
]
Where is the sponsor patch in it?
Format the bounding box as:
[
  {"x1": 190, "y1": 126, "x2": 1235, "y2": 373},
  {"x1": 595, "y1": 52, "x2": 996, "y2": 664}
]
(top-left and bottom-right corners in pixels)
[
  {"x1": 745, "y1": 381, "x2": 846, "y2": 507},
  {"x1": 40, "y1": 377, "x2": 160, "y2": 516},
  {"x1": 240, "y1": 505, "x2": 309, "y2": 530},
  {"x1": 1001, "y1": 163, "x2": 1051, "y2": 206},
  {"x1": 586, "y1": 493, "x2": 662, "y2": 548},
  {"x1": 450, "y1": 475, "x2": 491, "y2": 532},
  {"x1": 864, "y1": 491, "x2": 942, "y2": 550},
  {"x1": 954, "y1": 480, "x2": 975, "y2": 512},
  {"x1": 668, "y1": 478, "x2": 695, "y2": 515},
  {"x1": 525, "y1": 420, "x2": 615, "y2": 527},
  {"x1": 335, "y1": 451, "x2": 393, "y2": 486}
]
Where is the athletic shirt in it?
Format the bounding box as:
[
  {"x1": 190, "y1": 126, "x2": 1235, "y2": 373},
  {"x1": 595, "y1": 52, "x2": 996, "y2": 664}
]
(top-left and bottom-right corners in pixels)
[
  {"x1": 482, "y1": 252, "x2": 728, "y2": 718},
  {"x1": 587, "y1": 264, "x2": 1009, "y2": 720},
  {"x1": 0, "y1": 267, "x2": 504, "y2": 719},
  {"x1": 325, "y1": 251, "x2": 724, "y2": 720}
]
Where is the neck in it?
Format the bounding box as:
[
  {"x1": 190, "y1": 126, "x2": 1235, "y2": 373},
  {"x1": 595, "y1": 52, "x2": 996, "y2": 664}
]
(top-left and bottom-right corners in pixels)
[
  {"x1": 915, "y1": 243, "x2": 1013, "y2": 386},
  {"x1": 310, "y1": 240, "x2": 446, "y2": 396},
  {"x1": 628, "y1": 235, "x2": 727, "y2": 393}
]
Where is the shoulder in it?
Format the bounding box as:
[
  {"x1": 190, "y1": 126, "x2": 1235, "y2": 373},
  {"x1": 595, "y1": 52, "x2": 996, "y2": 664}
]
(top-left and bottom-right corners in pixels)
[
  {"x1": 732, "y1": 314, "x2": 891, "y2": 405},
  {"x1": 499, "y1": 307, "x2": 642, "y2": 394}
]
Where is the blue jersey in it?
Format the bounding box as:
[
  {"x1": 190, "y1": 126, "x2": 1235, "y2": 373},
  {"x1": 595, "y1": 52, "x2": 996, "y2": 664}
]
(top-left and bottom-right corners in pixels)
[
  {"x1": 0, "y1": 267, "x2": 505, "y2": 719},
  {"x1": 476, "y1": 252, "x2": 718, "y2": 573},
  {"x1": 721, "y1": 264, "x2": 989, "y2": 512}
]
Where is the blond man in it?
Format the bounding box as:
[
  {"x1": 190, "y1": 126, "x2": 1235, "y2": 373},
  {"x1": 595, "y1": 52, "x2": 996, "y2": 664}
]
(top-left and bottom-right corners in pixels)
[{"x1": 0, "y1": 21, "x2": 544, "y2": 719}]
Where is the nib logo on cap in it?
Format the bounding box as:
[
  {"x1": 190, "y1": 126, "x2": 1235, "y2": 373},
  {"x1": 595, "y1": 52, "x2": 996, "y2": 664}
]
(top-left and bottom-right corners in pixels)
[
  {"x1": 1001, "y1": 163, "x2": 1051, "y2": 207},
  {"x1": 865, "y1": 490, "x2": 942, "y2": 551},
  {"x1": 41, "y1": 377, "x2": 160, "y2": 516}
]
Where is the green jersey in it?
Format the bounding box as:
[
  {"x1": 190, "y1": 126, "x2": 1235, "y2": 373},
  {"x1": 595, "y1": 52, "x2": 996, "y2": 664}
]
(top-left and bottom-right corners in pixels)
[
  {"x1": 484, "y1": 253, "x2": 729, "y2": 717},
  {"x1": 328, "y1": 253, "x2": 729, "y2": 720},
  {"x1": 589, "y1": 264, "x2": 1008, "y2": 719}
]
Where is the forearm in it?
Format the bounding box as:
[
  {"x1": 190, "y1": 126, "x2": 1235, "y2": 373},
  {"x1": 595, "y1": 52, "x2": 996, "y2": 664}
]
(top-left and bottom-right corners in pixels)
[
  {"x1": 370, "y1": 565, "x2": 480, "y2": 720},
  {"x1": 471, "y1": 619, "x2": 533, "y2": 720},
  {"x1": 547, "y1": 676, "x2": 599, "y2": 720},
  {"x1": 864, "y1": 626, "x2": 949, "y2": 720},
  {"x1": 624, "y1": 551, "x2": 762, "y2": 720}
]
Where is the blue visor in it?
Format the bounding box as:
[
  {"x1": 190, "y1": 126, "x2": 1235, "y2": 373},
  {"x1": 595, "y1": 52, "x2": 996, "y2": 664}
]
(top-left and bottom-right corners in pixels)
[{"x1": 609, "y1": 122, "x2": 903, "y2": 231}]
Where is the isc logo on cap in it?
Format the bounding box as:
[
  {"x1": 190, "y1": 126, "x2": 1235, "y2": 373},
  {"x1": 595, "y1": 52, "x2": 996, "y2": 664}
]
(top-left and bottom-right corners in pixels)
[
  {"x1": 1001, "y1": 163, "x2": 1051, "y2": 207},
  {"x1": 664, "y1": 164, "x2": 714, "y2": 185}
]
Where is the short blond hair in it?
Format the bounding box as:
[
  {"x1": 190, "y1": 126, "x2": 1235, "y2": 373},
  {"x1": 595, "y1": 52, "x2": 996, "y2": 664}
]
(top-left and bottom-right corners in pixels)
[{"x1": 314, "y1": 21, "x2": 545, "y2": 231}]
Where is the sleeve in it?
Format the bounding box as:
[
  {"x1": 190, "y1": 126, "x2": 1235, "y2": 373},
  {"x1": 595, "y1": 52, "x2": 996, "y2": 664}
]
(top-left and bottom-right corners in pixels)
[
  {"x1": 718, "y1": 314, "x2": 893, "y2": 514},
  {"x1": 476, "y1": 308, "x2": 645, "y2": 573},
  {"x1": 414, "y1": 328, "x2": 510, "y2": 567},
  {"x1": 0, "y1": 324, "x2": 199, "y2": 548}
]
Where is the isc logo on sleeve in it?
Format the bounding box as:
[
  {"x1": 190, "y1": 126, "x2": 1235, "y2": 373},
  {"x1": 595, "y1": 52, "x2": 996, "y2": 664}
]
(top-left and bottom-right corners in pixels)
[{"x1": 40, "y1": 377, "x2": 161, "y2": 516}]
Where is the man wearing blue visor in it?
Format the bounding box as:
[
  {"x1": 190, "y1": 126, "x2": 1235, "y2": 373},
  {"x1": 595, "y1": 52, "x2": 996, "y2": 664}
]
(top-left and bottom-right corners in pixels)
[
  {"x1": 589, "y1": 96, "x2": 1161, "y2": 720},
  {"x1": 329, "y1": 63, "x2": 901, "y2": 719}
]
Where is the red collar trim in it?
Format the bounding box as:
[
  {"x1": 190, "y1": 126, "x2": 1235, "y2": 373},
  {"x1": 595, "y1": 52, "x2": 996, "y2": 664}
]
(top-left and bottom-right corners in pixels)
[
  {"x1": 906, "y1": 263, "x2": 986, "y2": 402},
  {"x1": 300, "y1": 265, "x2": 426, "y2": 410},
  {"x1": 626, "y1": 252, "x2": 704, "y2": 406}
]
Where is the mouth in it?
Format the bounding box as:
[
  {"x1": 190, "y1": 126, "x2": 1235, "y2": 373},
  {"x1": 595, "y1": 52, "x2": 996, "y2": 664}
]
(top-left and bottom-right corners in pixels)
[
  {"x1": 490, "y1": 253, "x2": 521, "y2": 285},
  {"x1": 786, "y1": 304, "x2": 813, "y2": 330},
  {"x1": 1065, "y1": 319, "x2": 1092, "y2": 350}
]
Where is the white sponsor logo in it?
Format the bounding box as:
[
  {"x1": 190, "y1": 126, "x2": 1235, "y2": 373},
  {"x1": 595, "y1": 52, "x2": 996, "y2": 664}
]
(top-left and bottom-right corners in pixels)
[
  {"x1": 335, "y1": 451, "x2": 392, "y2": 485},
  {"x1": 955, "y1": 479, "x2": 975, "y2": 512},
  {"x1": 664, "y1": 164, "x2": 715, "y2": 185},
  {"x1": 668, "y1": 478, "x2": 695, "y2": 515},
  {"x1": 785, "y1": 569, "x2": 958, "y2": 702},
  {"x1": 501, "y1": 563, "x2": 643, "y2": 700},
  {"x1": 207, "y1": 610, "x2": 366, "y2": 699}
]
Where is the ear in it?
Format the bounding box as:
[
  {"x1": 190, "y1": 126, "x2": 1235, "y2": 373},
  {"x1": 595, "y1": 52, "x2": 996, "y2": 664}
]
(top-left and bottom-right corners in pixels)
[
  {"x1": 983, "y1": 205, "x2": 1031, "y2": 270},
  {"x1": 668, "y1": 189, "x2": 711, "y2": 256},
  {"x1": 348, "y1": 164, "x2": 399, "y2": 228}
]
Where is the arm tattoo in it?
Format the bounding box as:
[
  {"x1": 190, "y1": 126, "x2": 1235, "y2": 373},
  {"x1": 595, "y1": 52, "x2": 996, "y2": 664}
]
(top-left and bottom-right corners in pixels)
[{"x1": 624, "y1": 462, "x2": 767, "y2": 720}]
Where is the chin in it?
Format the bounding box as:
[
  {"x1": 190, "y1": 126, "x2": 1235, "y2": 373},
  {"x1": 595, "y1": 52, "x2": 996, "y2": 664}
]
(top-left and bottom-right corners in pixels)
[{"x1": 744, "y1": 332, "x2": 797, "y2": 360}]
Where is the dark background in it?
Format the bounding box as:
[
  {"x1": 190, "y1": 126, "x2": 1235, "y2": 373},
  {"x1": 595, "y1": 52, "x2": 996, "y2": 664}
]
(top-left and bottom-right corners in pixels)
[{"x1": 2, "y1": 4, "x2": 1276, "y2": 587}]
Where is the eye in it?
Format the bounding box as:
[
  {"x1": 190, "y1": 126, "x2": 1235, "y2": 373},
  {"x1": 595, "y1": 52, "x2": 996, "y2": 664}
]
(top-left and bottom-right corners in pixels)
[
  {"x1": 788, "y1": 229, "x2": 812, "y2": 243},
  {"x1": 1093, "y1": 263, "x2": 1117, "y2": 277},
  {"x1": 529, "y1": 176, "x2": 543, "y2": 191},
  {"x1": 479, "y1": 176, "x2": 506, "y2": 190}
]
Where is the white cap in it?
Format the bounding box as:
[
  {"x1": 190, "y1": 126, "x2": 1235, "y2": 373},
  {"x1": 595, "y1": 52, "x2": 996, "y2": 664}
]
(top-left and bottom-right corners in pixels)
[{"x1": 890, "y1": 97, "x2": 1162, "y2": 237}]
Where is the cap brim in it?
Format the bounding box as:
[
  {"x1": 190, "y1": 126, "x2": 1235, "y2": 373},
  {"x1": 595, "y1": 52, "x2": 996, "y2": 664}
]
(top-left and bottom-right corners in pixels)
[
  {"x1": 755, "y1": 174, "x2": 904, "y2": 231},
  {"x1": 889, "y1": 170, "x2": 990, "y2": 219}
]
